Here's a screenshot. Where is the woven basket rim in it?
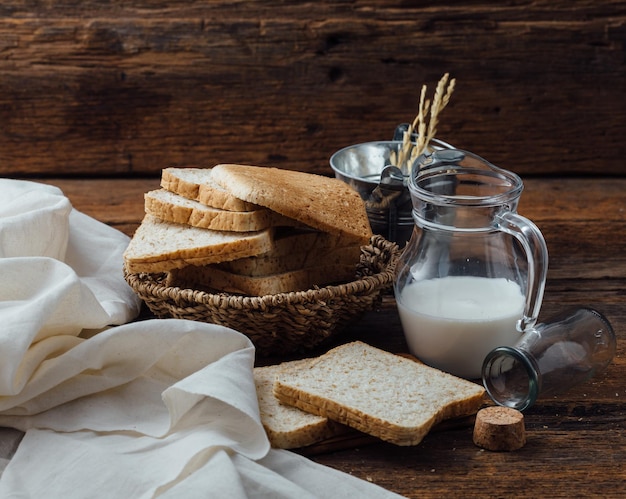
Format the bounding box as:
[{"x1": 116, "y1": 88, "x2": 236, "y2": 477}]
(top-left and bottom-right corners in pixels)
[{"x1": 124, "y1": 234, "x2": 398, "y2": 308}]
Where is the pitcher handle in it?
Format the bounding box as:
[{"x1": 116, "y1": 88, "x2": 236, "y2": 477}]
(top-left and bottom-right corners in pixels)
[{"x1": 495, "y1": 212, "x2": 549, "y2": 333}]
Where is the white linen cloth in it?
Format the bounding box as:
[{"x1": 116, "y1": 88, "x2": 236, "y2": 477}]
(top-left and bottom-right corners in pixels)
[{"x1": 0, "y1": 179, "x2": 402, "y2": 498}]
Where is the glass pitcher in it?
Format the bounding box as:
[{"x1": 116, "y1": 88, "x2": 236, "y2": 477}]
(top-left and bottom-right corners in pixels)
[{"x1": 394, "y1": 149, "x2": 549, "y2": 379}]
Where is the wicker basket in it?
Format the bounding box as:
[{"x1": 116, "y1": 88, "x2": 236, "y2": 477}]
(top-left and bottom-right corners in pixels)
[{"x1": 124, "y1": 235, "x2": 398, "y2": 356}]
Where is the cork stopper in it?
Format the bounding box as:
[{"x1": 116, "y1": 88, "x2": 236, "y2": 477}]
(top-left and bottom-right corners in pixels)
[{"x1": 473, "y1": 406, "x2": 526, "y2": 451}]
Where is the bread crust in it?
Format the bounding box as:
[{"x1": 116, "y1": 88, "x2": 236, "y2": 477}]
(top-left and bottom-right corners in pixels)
[
  {"x1": 210, "y1": 164, "x2": 372, "y2": 244},
  {"x1": 166, "y1": 263, "x2": 357, "y2": 295},
  {"x1": 216, "y1": 245, "x2": 361, "y2": 277},
  {"x1": 145, "y1": 189, "x2": 296, "y2": 232},
  {"x1": 161, "y1": 167, "x2": 259, "y2": 212}
]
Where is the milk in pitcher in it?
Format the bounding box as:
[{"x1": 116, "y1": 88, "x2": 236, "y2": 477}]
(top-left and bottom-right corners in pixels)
[{"x1": 397, "y1": 276, "x2": 525, "y2": 379}]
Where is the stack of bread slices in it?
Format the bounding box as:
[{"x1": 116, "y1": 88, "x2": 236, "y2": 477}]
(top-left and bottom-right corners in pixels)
[
  {"x1": 123, "y1": 164, "x2": 373, "y2": 295},
  {"x1": 255, "y1": 341, "x2": 486, "y2": 449}
]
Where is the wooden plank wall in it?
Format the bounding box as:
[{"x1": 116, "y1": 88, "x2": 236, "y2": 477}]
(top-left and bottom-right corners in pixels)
[{"x1": 0, "y1": 1, "x2": 624, "y2": 178}]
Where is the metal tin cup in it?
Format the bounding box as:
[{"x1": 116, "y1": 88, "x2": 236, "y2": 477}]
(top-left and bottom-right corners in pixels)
[{"x1": 330, "y1": 126, "x2": 453, "y2": 245}]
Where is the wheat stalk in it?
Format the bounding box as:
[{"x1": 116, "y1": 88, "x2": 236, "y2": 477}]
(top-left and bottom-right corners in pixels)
[{"x1": 391, "y1": 73, "x2": 455, "y2": 175}]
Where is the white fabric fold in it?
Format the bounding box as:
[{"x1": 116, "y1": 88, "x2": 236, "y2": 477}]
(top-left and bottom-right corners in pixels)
[{"x1": 0, "y1": 179, "x2": 402, "y2": 498}]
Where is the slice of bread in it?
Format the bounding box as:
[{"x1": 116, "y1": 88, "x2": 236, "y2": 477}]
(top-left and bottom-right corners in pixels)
[
  {"x1": 210, "y1": 164, "x2": 372, "y2": 245},
  {"x1": 161, "y1": 167, "x2": 259, "y2": 212},
  {"x1": 273, "y1": 341, "x2": 486, "y2": 446},
  {"x1": 260, "y1": 228, "x2": 346, "y2": 257},
  {"x1": 255, "y1": 359, "x2": 347, "y2": 449},
  {"x1": 145, "y1": 189, "x2": 298, "y2": 232},
  {"x1": 216, "y1": 244, "x2": 361, "y2": 277},
  {"x1": 123, "y1": 214, "x2": 274, "y2": 273},
  {"x1": 166, "y1": 263, "x2": 357, "y2": 295}
]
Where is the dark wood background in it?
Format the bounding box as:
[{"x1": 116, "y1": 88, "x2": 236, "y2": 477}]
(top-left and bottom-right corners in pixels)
[{"x1": 1, "y1": 0, "x2": 624, "y2": 179}]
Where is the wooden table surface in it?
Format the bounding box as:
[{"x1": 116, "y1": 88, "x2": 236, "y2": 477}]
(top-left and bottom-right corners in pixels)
[{"x1": 6, "y1": 175, "x2": 626, "y2": 497}]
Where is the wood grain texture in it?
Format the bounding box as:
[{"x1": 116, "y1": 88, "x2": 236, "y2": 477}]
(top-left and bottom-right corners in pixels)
[{"x1": 1, "y1": 1, "x2": 624, "y2": 177}]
